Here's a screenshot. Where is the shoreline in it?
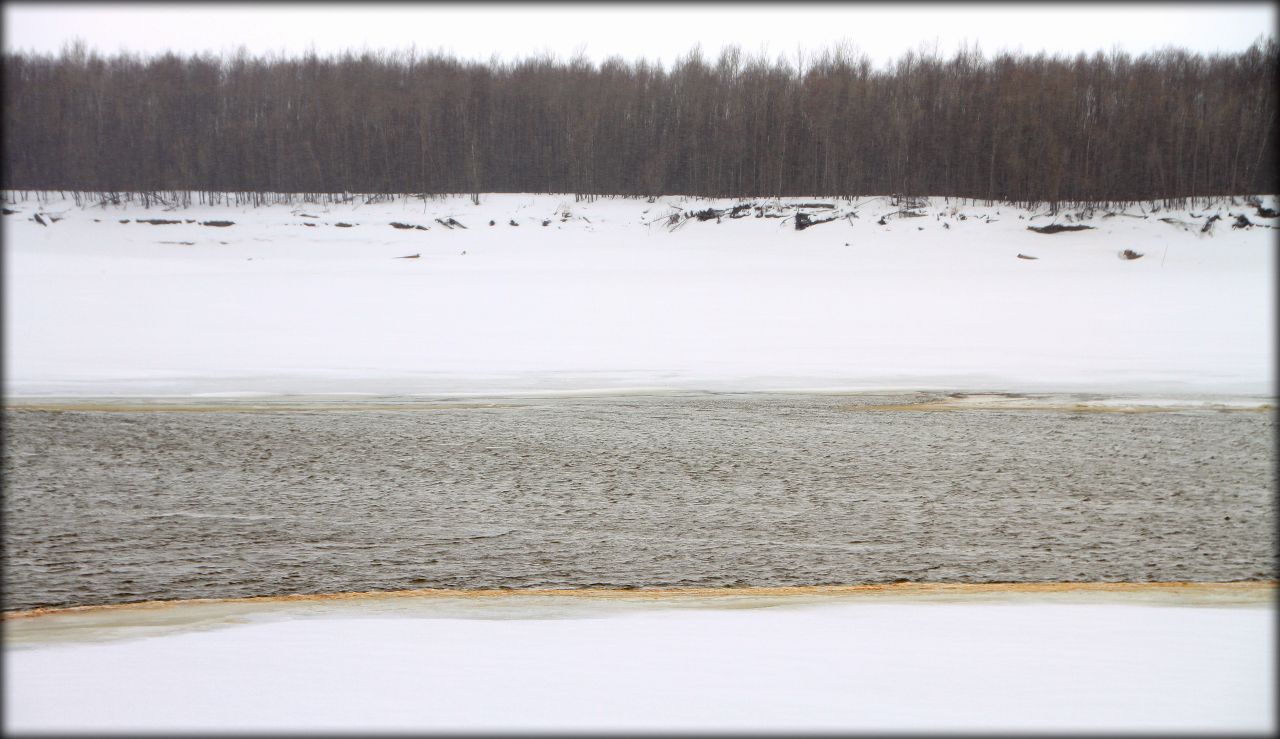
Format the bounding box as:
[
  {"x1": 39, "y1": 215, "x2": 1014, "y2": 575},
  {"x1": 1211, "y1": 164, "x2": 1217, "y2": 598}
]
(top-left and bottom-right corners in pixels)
[
  {"x1": 5, "y1": 389, "x2": 1275, "y2": 414},
  {"x1": 8, "y1": 580, "x2": 1274, "y2": 621}
]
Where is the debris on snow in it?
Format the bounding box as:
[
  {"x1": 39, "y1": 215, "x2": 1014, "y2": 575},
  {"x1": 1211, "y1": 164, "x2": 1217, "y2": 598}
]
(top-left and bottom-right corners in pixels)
[
  {"x1": 795, "y1": 212, "x2": 839, "y2": 231},
  {"x1": 1028, "y1": 224, "x2": 1094, "y2": 234}
]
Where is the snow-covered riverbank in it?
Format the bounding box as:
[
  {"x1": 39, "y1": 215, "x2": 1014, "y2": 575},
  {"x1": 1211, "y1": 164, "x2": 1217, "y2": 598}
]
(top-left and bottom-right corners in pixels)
[{"x1": 4, "y1": 192, "x2": 1275, "y2": 397}]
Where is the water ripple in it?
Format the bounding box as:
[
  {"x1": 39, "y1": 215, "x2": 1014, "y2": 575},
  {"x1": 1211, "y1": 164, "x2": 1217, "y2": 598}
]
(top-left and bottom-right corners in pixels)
[{"x1": 3, "y1": 393, "x2": 1275, "y2": 610}]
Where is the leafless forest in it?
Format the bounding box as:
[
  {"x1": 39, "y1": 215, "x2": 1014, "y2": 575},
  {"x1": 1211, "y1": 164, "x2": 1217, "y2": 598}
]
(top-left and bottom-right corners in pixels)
[{"x1": 3, "y1": 40, "x2": 1276, "y2": 203}]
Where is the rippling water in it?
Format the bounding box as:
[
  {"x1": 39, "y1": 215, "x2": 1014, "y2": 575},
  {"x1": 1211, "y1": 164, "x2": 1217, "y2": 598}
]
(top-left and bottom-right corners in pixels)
[{"x1": 4, "y1": 393, "x2": 1275, "y2": 611}]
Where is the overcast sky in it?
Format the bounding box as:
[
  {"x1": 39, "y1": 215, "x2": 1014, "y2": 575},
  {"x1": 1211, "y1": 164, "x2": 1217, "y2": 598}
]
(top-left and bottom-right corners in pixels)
[{"x1": 4, "y1": 3, "x2": 1274, "y2": 67}]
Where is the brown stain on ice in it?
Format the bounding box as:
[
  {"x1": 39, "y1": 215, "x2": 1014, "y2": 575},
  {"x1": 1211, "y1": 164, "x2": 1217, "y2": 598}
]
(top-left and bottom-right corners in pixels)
[{"x1": 5, "y1": 581, "x2": 1273, "y2": 621}]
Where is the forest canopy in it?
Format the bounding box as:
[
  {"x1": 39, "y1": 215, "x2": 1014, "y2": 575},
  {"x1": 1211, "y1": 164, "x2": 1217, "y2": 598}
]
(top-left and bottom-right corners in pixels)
[{"x1": 3, "y1": 39, "x2": 1276, "y2": 202}]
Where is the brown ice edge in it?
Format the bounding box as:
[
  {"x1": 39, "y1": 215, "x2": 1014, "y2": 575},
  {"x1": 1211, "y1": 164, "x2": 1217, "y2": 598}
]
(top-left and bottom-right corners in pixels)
[{"x1": 6, "y1": 581, "x2": 1275, "y2": 622}]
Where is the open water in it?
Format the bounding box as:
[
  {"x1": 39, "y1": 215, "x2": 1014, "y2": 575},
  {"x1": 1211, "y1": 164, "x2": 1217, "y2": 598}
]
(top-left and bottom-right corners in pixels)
[{"x1": 4, "y1": 392, "x2": 1275, "y2": 611}]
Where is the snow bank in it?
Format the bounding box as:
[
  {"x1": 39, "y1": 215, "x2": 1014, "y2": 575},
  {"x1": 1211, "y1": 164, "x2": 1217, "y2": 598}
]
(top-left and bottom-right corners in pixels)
[
  {"x1": 5, "y1": 586, "x2": 1273, "y2": 733},
  {"x1": 4, "y1": 193, "x2": 1275, "y2": 397}
]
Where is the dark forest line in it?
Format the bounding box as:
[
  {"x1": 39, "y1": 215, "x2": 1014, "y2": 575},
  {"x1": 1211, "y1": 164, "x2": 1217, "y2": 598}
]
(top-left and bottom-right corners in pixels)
[{"x1": 3, "y1": 40, "x2": 1277, "y2": 202}]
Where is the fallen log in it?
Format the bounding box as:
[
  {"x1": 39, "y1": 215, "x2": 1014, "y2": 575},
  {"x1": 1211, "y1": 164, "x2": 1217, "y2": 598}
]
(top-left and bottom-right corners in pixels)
[
  {"x1": 795, "y1": 212, "x2": 840, "y2": 230},
  {"x1": 1027, "y1": 224, "x2": 1094, "y2": 234}
]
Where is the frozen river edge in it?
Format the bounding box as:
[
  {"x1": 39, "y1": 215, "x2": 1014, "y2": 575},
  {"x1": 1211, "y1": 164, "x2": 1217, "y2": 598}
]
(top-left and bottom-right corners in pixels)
[
  {"x1": 6, "y1": 580, "x2": 1273, "y2": 646},
  {"x1": 5, "y1": 582, "x2": 1274, "y2": 733}
]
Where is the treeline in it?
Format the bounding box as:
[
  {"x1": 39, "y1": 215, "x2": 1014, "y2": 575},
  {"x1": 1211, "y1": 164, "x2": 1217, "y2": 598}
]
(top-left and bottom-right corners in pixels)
[{"x1": 3, "y1": 39, "x2": 1276, "y2": 201}]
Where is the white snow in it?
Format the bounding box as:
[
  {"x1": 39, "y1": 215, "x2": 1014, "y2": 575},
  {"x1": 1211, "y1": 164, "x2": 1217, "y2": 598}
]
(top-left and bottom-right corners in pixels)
[
  {"x1": 4, "y1": 192, "x2": 1275, "y2": 398},
  {"x1": 5, "y1": 587, "x2": 1274, "y2": 733}
]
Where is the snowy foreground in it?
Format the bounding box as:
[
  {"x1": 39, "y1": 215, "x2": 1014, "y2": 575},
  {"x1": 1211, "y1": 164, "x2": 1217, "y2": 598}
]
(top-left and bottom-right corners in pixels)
[
  {"x1": 5, "y1": 584, "x2": 1274, "y2": 733},
  {"x1": 3, "y1": 192, "x2": 1275, "y2": 397}
]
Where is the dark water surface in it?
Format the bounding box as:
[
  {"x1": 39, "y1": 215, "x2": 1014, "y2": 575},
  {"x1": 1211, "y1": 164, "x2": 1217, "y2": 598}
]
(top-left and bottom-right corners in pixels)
[{"x1": 4, "y1": 393, "x2": 1275, "y2": 611}]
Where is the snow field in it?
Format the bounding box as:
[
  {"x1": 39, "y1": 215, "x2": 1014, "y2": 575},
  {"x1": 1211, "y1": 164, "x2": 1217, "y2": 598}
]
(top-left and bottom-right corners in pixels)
[{"x1": 4, "y1": 192, "x2": 1275, "y2": 397}]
